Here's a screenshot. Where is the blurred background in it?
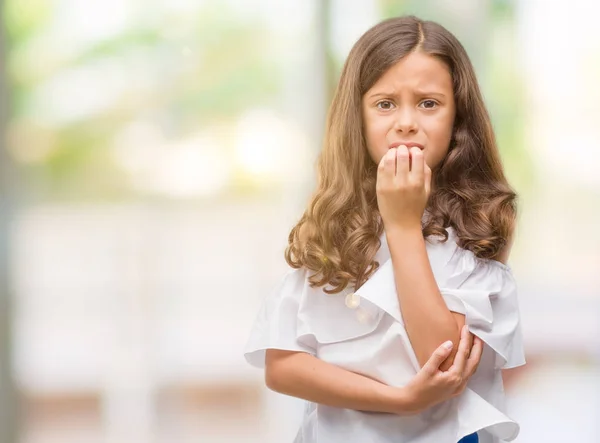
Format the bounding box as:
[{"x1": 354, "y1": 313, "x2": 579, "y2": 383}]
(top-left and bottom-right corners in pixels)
[{"x1": 0, "y1": 0, "x2": 599, "y2": 442}]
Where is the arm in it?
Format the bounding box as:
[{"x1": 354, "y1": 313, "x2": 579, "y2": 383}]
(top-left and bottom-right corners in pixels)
[
  {"x1": 387, "y1": 224, "x2": 515, "y2": 370},
  {"x1": 265, "y1": 326, "x2": 483, "y2": 415},
  {"x1": 386, "y1": 226, "x2": 462, "y2": 371},
  {"x1": 265, "y1": 349, "x2": 412, "y2": 414},
  {"x1": 376, "y1": 146, "x2": 516, "y2": 371}
]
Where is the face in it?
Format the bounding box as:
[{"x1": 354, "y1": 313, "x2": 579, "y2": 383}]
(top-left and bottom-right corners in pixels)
[{"x1": 362, "y1": 51, "x2": 456, "y2": 170}]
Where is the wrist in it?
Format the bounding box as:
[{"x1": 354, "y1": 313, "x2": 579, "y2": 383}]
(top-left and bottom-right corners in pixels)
[
  {"x1": 383, "y1": 385, "x2": 420, "y2": 416},
  {"x1": 385, "y1": 223, "x2": 424, "y2": 245}
]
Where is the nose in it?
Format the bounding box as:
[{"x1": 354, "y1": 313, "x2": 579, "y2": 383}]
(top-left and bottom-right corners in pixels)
[{"x1": 393, "y1": 107, "x2": 418, "y2": 134}]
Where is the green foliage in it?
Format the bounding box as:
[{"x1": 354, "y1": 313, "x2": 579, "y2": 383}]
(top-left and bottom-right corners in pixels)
[
  {"x1": 380, "y1": 0, "x2": 408, "y2": 18},
  {"x1": 3, "y1": 0, "x2": 51, "y2": 42},
  {"x1": 4, "y1": 0, "x2": 281, "y2": 199}
]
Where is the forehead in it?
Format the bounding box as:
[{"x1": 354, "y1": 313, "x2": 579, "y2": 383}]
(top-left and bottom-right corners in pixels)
[{"x1": 367, "y1": 51, "x2": 453, "y2": 94}]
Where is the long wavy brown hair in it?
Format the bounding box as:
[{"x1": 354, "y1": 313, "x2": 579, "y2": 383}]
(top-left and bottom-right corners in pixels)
[{"x1": 285, "y1": 16, "x2": 517, "y2": 294}]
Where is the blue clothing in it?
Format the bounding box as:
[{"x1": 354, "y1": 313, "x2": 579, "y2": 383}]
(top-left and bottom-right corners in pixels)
[{"x1": 458, "y1": 433, "x2": 479, "y2": 443}]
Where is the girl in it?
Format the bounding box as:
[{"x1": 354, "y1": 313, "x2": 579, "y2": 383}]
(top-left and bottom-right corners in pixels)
[{"x1": 244, "y1": 16, "x2": 525, "y2": 443}]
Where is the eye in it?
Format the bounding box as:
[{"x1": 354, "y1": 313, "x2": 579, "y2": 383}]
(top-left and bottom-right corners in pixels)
[
  {"x1": 376, "y1": 100, "x2": 395, "y2": 110},
  {"x1": 419, "y1": 99, "x2": 438, "y2": 109}
]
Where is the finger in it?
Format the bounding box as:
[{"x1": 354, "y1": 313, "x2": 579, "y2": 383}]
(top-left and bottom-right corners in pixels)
[
  {"x1": 466, "y1": 331, "x2": 474, "y2": 356},
  {"x1": 465, "y1": 336, "x2": 484, "y2": 377},
  {"x1": 378, "y1": 148, "x2": 396, "y2": 187},
  {"x1": 410, "y1": 147, "x2": 424, "y2": 183},
  {"x1": 421, "y1": 340, "x2": 454, "y2": 376},
  {"x1": 395, "y1": 145, "x2": 410, "y2": 183},
  {"x1": 450, "y1": 325, "x2": 470, "y2": 374},
  {"x1": 453, "y1": 337, "x2": 483, "y2": 396},
  {"x1": 424, "y1": 163, "x2": 432, "y2": 196}
]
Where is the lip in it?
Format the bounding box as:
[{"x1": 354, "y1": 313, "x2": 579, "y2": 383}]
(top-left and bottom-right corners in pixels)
[{"x1": 389, "y1": 142, "x2": 424, "y2": 150}]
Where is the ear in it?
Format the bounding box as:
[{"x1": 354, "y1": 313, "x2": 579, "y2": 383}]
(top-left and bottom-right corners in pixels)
[{"x1": 496, "y1": 224, "x2": 515, "y2": 265}]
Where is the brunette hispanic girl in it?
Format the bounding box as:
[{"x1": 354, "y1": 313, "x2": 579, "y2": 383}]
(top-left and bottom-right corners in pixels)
[{"x1": 245, "y1": 15, "x2": 525, "y2": 443}]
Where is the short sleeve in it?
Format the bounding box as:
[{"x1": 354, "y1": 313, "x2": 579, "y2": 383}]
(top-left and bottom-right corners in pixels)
[
  {"x1": 439, "y1": 249, "x2": 526, "y2": 370},
  {"x1": 244, "y1": 268, "x2": 317, "y2": 369}
]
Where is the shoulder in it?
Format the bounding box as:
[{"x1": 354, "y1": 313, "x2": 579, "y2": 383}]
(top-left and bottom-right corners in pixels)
[
  {"x1": 269, "y1": 266, "x2": 310, "y2": 299},
  {"x1": 426, "y1": 224, "x2": 515, "y2": 268},
  {"x1": 427, "y1": 227, "x2": 513, "y2": 288}
]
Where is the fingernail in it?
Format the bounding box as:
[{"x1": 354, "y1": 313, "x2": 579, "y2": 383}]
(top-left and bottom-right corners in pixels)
[{"x1": 443, "y1": 341, "x2": 453, "y2": 350}]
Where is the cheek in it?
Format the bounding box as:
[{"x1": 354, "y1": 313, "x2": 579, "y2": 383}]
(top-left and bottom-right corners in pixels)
[
  {"x1": 423, "y1": 116, "x2": 454, "y2": 168},
  {"x1": 424, "y1": 146, "x2": 449, "y2": 170},
  {"x1": 426, "y1": 112, "x2": 454, "y2": 140},
  {"x1": 363, "y1": 115, "x2": 389, "y2": 163}
]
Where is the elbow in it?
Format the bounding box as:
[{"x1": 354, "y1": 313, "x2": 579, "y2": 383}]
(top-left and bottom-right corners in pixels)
[
  {"x1": 435, "y1": 313, "x2": 468, "y2": 371},
  {"x1": 438, "y1": 347, "x2": 458, "y2": 372},
  {"x1": 416, "y1": 323, "x2": 461, "y2": 371},
  {"x1": 438, "y1": 327, "x2": 464, "y2": 371},
  {"x1": 265, "y1": 363, "x2": 283, "y2": 392},
  {"x1": 264, "y1": 350, "x2": 291, "y2": 393}
]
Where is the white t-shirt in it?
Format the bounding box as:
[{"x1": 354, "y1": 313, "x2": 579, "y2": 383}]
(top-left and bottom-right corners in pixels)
[{"x1": 244, "y1": 227, "x2": 526, "y2": 443}]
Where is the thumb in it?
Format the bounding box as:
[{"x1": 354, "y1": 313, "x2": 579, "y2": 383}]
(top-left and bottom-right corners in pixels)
[{"x1": 422, "y1": 341, "x2": 453, "y2": 374}]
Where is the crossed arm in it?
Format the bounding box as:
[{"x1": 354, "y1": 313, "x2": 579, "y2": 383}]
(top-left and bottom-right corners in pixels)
[{"x1": 266, "y1": 325, "x2": 482, "y2": 415}]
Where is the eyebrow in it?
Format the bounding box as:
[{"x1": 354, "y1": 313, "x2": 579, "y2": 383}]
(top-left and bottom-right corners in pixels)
[{"x1": 367, "y1": 90, "x2": 448, "y2": 99}]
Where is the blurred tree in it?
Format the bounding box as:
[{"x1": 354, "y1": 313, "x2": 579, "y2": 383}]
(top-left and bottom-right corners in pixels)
[
  {"x1": 4, "y1": 1, "x2": 281, "y2": 200},
  {"x1": 0, "y1": 1, "x2": 21, "y2": 440}
]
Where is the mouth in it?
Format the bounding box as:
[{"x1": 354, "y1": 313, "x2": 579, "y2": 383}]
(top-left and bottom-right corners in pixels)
[{"x1": 389, "y1": 142, "x2": 424, "y2": 150}]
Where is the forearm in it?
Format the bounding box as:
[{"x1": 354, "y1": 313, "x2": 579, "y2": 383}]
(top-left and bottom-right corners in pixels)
[
  {"x1": 265, "y1": 350, "x2": 417, "y2": 415},
  {"x1": 386, "y1": 226, "x2": 461, "y2": 369}
]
